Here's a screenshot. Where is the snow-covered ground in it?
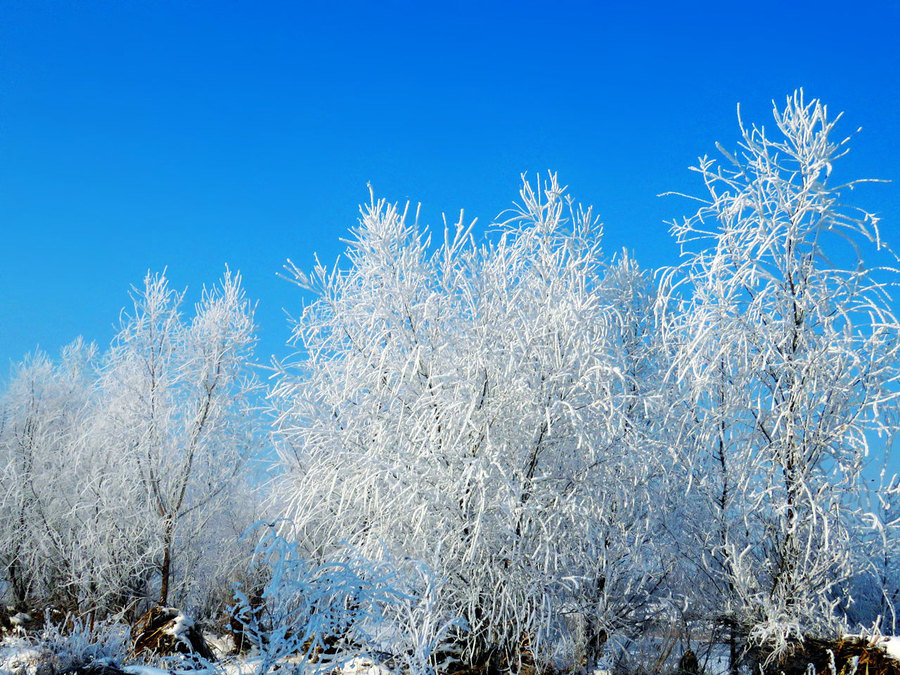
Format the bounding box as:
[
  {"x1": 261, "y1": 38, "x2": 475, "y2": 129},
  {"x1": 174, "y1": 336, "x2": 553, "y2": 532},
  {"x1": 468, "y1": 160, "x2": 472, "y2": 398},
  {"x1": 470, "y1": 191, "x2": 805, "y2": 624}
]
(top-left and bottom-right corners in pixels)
[
  {"x1": 868, "y1": 635, "x2": 900, "y2": 663},
  {"x1": 5, "y1": 632, "x2": 900, "y2": 675},
  {"x1": 119, "y1": 654, "x2": 394, "y2": 675},
  {"x1": 0, "y1": 637, "x2": 397, "y2": 675},
  {"x1": 0, "y1": 643, "x2": 44, "y2": 675}
]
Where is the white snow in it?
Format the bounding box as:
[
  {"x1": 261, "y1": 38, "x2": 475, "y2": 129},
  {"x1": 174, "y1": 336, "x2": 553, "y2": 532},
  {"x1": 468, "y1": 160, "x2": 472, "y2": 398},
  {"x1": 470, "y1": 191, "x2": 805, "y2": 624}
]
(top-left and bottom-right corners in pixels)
[
  {"x1": 124, "y1": 666, "x2": 217, "y2": 675},
  {"x1": 123, "y1": 667, "x2": 171, "y2": 675},
  {"x1": 0, "y1": 644, "x2": 43, "y2": 675},
  {"x1": 7, "y1": 616, "x2": 30, "y2": 632},
  {"x1": 166, "y1": 612, "x2": 194, "y2": 649},
  {"x1": 339, "y1": 656, "x2": 392, "y2": 675},
  {"x1": 873, "y1": 636, "x2": 900, "y2": 663}
]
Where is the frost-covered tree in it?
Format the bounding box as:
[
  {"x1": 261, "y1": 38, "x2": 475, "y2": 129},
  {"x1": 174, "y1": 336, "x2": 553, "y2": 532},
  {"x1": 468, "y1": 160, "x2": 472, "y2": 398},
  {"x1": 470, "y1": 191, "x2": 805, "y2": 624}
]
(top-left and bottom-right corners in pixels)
[
  {"x1": 0, "y1": 270, "x2": 263, "y2": 616},
  {"x1": 0, "y1": 339, "x2": 156, "y2": 615},
  {"x1": 660, "y1": 92, "x2": 900, "y2": 659},
  {"x1": 0, "y1": 342, "x2": 95, "y2": 609},
  {"x1": 840, "y1": 467, "x2": 900, "y2": 634},
  {"x1": 271, "y1": 176, "x2": 669, "y2": 671},
  {"x1": 99, "y1": 268, "x2": 262, "y2": 606}
]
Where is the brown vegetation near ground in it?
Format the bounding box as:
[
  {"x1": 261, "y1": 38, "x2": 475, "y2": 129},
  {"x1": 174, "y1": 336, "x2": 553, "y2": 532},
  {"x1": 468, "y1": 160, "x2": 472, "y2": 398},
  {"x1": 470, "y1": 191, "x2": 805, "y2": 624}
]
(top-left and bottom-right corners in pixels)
[{"x1": 752, "y1": 637, "x2": 900, "y2": 675}]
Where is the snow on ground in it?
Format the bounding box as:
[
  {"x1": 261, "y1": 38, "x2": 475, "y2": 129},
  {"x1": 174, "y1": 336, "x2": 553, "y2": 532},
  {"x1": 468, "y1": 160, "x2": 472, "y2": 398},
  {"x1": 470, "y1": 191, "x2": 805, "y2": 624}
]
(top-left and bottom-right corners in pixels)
[
  {"x1": 0, "y1": 643, "x2": 43, "y2": 675},
  {"x1": 204, "y1": 633, "x2": 233, "y2": 661},
  {"x1": 340, "y1": 656, "x2": 392, "y2": 675},
  {"x1": 7, "y1": 617, "x2": 31, "y2": 633},
  {"x1": 870, "y1": 635, "x2": 900, "y2": 663},
  {"x1": 123, "y1": 667, "x2": 174, "y2": 675},
  {"x1": 120, "y1": 652, "x2": 397, "y2": 675},
  {"x1": 123, "y1": 666, "x2": 226, "y2": 675},
  {"x1": 20, "y1": 633, "x2": 900, "y2": 675},
  {"x1": 168, "y1": 613, "x2": 195, "y2": 650}
]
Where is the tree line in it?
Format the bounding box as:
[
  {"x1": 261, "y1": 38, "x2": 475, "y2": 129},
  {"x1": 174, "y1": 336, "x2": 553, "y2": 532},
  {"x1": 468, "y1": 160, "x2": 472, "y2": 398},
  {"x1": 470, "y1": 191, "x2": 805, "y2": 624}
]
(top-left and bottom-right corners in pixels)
[{"x1": 2, "y1": 92, "x2": 899, "y2": 673}]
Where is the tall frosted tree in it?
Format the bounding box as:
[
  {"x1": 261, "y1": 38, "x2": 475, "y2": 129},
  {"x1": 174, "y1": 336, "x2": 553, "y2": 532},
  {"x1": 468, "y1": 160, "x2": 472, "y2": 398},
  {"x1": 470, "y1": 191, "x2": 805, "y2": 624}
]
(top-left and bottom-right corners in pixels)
[
  {"x1": 0, "y1": 342, "x2": 96, "y2": 609},
  {"x1": 660, "y1": 92, "x2": 900, "y2": 659},
  {"x1": 100, "y1": 268, "x2": 261, "y2": 606},
  {"x1": 0, "y1": 270, "x2": 263, "y2": 616},
  {"x1": 272, "y1": 177, "x2": 669, "y2": 671},
  {"x1": 0, "y1": 339, "x2": 156, "y2": 615}
]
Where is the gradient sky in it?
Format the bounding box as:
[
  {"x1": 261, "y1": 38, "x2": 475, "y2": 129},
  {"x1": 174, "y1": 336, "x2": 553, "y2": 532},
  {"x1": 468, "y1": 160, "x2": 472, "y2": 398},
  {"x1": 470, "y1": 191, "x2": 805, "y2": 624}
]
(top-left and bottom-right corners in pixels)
[{"x1": 1, "y1": 0, "x2": 898, "y2": 379}]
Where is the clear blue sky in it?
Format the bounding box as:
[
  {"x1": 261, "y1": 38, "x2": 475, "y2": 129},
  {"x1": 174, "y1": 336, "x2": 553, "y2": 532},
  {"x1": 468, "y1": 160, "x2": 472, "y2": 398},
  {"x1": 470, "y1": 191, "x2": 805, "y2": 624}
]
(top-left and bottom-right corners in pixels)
[{"x1": 1, "y1": 0, "x2": 898, "y2": 376}]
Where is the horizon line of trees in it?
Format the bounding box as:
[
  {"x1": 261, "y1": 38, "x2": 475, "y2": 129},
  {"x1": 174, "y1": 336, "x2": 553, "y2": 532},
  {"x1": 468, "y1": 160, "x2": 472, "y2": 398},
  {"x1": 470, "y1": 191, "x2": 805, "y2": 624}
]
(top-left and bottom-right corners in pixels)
[{"x1": 2, "y1": 91, "x2": 900, "y2": 674}]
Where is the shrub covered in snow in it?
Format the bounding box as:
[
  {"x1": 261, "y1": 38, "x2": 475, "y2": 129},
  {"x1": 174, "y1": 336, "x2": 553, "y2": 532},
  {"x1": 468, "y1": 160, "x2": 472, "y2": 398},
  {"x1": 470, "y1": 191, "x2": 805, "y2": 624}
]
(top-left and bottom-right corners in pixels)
[
  {"x1": 0, "y1": 617, "x2": 130, "y2": 675},
  {"x1": 232, "y1": 525, "x2": 463, "y2": 675}
]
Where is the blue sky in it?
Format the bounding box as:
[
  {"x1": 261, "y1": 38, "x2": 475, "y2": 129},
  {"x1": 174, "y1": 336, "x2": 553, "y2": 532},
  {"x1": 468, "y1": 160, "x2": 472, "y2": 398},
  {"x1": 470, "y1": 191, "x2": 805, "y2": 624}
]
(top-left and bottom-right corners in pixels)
[{"x1": 1, "y1": 0, "x2": 898, "y2": 376}]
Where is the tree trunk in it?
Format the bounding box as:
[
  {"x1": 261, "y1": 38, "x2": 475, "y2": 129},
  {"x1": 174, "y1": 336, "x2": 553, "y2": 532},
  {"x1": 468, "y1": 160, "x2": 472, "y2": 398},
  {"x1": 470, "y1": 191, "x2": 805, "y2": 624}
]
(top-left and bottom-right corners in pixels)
[
  {"x1": 729, "y1": 619, "x2": 739, "y2": 675},
  {"x1": 159, "y1": 517, "x2": 174, "y2": 605},
  {"x1": 8, "y1": 559, "x2": 27, "y2": 609}
]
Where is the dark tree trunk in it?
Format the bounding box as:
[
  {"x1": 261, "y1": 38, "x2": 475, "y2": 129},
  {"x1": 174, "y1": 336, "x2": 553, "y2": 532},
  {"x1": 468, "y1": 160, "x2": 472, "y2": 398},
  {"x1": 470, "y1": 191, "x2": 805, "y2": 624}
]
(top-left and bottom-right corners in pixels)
[{"x1": 159, "y1": 517, "x2": 174, "y2": 605}]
